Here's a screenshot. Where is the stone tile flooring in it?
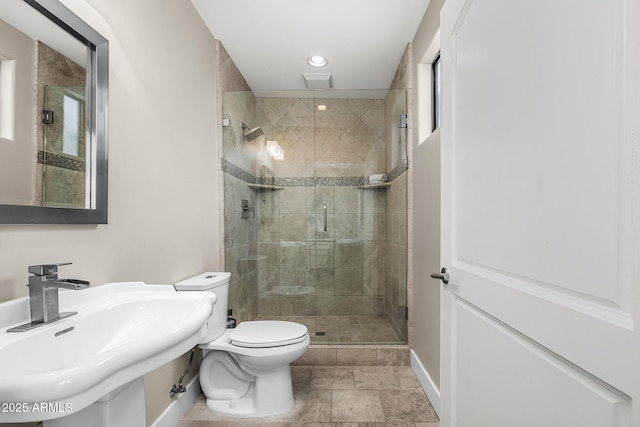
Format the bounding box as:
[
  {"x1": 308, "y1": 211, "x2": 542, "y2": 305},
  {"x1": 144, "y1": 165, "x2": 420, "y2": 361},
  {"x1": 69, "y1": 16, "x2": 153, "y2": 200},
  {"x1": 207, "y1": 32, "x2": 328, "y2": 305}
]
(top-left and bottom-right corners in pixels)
[
  {"x1": 255, "y1": 316, "x2": 402, "y2": 344},
  {"x1": 178, "y1": 365, "x2": 439, "y2": 426}
]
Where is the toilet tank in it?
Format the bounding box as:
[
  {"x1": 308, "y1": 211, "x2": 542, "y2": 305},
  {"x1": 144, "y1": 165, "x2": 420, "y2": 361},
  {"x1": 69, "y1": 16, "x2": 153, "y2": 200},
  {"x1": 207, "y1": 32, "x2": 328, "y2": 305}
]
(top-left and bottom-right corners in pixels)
[{"x1": 174, "y1": 272, "x2": 230, "y2": 343}]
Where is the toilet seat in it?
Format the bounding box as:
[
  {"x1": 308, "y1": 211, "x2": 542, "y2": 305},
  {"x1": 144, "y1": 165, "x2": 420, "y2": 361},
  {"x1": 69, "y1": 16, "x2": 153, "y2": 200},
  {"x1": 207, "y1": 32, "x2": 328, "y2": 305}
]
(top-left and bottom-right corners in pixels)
[{"x1": 228, "y1": 320, "x2": 308, "y2": 348}]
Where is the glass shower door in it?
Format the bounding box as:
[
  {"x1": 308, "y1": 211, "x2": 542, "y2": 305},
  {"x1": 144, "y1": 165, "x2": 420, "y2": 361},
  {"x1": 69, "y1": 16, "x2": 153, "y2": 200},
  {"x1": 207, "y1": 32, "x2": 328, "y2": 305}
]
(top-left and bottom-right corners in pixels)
[{"x1": 222, "y1": 89, "x2": 408, "y2": 344}]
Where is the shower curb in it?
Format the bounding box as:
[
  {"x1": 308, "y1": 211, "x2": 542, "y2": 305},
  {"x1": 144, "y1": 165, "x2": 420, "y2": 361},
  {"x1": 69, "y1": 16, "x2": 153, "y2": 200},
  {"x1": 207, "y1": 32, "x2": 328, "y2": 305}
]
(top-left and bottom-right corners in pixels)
[{"x1": 293, "y1": 344, "x2": 410, "y2": 366}]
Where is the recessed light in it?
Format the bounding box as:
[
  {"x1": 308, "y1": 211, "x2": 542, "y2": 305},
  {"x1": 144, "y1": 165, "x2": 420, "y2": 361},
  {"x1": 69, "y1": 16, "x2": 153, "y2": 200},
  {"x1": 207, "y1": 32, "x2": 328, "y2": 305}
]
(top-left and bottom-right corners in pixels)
[
  {"x1": 317, "y1": 104, "x2": 327, "y2": 111},
  {"x1": 307, "y1": 55, "x2": 328, "y2": 67}
]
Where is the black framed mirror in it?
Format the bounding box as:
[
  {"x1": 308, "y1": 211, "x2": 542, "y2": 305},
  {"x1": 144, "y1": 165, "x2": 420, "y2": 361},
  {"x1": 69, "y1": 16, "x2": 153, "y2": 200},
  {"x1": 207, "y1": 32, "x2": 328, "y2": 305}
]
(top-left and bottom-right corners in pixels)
[{"x1": 0, "y1": 0, "x2": 108, "y2": 224}]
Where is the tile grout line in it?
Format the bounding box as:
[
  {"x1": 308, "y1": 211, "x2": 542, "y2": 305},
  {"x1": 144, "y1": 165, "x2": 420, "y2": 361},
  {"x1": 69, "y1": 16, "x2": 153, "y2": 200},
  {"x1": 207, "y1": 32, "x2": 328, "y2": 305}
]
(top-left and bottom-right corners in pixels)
[{"x1": 329, "y1": 389, "x2": 334, "y2": 423}]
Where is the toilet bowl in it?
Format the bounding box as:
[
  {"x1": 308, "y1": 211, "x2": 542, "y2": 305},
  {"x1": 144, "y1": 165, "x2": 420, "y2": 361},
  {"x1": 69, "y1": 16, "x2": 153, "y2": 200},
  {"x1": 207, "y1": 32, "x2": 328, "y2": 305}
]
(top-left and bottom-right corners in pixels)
[{"x1": 175, "y1": 273, "x2": 310, "y2": 417}]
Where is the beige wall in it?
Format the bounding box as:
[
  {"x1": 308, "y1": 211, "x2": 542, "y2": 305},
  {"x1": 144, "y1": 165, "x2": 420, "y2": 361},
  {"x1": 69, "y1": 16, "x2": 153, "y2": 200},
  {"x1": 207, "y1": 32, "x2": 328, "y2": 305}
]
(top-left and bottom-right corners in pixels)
[
  {"x1": 0, "y1": 0, "x2": 220, "y2": 425},
  {"x1": 0, "y1": 19, "x2": 35, "y2": 205},
  {"x1": 411, "y1": 0, "x2": 445, "y2": 391}
]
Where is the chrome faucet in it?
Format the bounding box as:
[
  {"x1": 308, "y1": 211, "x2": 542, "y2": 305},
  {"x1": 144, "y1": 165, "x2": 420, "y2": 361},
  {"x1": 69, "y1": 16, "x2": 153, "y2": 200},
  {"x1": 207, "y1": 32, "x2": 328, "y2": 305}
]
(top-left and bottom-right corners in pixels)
[{"x1": 7, "y1": 263, "x2": 90, "y2": 333}]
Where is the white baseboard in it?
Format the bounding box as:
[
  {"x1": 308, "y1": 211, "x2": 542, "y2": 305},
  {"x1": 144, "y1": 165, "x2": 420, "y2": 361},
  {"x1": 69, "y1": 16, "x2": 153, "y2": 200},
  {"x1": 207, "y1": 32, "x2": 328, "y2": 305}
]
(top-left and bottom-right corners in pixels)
[
  {"x1": 150, "y1": 375, "x2": 201, "y2": 427},
  {"x1": 410, "y1": 349, "x2": 440, "y2": 417}
]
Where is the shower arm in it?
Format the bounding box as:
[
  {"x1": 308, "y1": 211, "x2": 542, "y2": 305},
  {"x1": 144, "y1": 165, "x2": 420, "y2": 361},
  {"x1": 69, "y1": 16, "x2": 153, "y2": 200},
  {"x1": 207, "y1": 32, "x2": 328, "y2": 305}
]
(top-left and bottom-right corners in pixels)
[{"x1": 241, "y1": 122, "x2": 264, "y2": 142}]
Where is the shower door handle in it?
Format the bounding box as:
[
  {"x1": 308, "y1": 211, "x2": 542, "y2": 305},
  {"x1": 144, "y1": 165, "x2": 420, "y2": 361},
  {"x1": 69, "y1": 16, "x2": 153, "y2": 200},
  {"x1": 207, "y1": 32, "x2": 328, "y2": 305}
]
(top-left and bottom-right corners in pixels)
[{"x1": 323, "y1": 204, "x2": 327, "y2": 232}]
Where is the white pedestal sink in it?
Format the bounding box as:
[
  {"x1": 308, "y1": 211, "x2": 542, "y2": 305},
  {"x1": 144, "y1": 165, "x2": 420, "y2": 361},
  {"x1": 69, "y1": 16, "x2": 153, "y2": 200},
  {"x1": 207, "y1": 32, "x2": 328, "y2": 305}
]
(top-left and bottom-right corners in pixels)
[{"x1": 0, "y1": 282, "x2": 216, "y2": 426}]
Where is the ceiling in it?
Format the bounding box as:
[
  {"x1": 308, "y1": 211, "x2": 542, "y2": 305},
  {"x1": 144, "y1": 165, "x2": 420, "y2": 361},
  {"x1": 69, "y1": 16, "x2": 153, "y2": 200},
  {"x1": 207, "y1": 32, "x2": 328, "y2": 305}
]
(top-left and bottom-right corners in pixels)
[
  {"x1": 190, "y1": 0, "x2": 431, "y2": 92},
  {"x1": 1, "y1": 1, "x2": 86, "y2": 66}
]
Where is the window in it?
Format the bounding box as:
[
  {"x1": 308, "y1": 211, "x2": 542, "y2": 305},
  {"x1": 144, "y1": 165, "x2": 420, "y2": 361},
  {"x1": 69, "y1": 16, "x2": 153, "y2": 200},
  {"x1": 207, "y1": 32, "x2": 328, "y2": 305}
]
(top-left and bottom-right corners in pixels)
[
  {"x1": 0, "y1": 59, "x2": 16, "y2": 141},
  {"x1": 63, "y1": 94, "x2": 81, "y2": 156},
  {"x1": 432, "y1": 52, "x2": 441, "y2": 131}
]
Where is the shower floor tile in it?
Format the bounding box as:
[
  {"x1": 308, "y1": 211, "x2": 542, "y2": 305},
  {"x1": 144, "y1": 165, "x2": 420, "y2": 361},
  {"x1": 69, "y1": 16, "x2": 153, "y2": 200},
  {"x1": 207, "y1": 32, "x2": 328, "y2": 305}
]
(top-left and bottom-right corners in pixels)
[{"x1": 255, "y1": 315, "x2": 403, "y2": 344}]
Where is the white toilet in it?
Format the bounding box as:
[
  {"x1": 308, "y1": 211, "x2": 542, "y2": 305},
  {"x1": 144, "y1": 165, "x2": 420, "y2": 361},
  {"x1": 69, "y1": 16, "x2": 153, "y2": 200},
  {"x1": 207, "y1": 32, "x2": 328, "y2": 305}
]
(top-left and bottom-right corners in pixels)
[{"x1": 174, "y1": 272, "x2": 310, "y2": 417}]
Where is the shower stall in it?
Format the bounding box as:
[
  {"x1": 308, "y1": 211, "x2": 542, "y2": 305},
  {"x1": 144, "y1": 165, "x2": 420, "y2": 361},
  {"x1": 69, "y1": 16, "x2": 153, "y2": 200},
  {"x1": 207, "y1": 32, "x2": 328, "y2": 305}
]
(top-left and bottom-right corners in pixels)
[
  {"x1": 35, "y1": 41, "x2": 88, "y2": 208},
  {"x1": 222, "y1": 89, "x2": 408, "y2": 345}
]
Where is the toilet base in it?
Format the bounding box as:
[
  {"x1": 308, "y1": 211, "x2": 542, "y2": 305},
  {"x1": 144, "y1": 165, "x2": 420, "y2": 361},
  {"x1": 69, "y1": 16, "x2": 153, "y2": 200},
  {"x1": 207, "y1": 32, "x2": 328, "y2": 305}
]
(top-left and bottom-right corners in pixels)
[{"x1": 200, "y1": 350, "x2": 296, "y2": 418}]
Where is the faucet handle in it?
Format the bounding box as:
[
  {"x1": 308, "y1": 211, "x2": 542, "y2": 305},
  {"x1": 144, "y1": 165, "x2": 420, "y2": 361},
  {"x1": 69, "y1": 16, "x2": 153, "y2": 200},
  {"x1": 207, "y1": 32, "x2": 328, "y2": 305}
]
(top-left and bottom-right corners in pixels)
[{"x1": 28, "y1": 262, "x2": 72, "y2": 276}]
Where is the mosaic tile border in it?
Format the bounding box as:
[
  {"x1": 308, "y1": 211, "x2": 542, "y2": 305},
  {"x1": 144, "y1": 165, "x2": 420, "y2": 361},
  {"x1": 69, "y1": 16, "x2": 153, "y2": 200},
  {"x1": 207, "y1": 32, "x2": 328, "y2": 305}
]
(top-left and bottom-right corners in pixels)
[
  {"x1": 222, "y1": 158, "x2": 407, "y2": 188},
  {"x1": 221, "y1": 158, "x2": 258, "y2": 184},
  {"x1": 258, "y1": 176, "x2": 369, "y2": 187},
  {"x1": 37, "y1": 151, "x2": 86, "y2": 173}
]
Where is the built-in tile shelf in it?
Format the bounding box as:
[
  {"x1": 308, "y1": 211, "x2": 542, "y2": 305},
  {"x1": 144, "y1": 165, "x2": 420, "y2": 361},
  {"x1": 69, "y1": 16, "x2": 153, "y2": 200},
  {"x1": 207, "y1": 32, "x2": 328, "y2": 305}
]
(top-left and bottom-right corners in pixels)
[
  {"x1": 247, "y1": 184, "x2": 285, "y2": 190},
  {"x1": 357, "y1": 183, "x2": 392, "y2": 189}
]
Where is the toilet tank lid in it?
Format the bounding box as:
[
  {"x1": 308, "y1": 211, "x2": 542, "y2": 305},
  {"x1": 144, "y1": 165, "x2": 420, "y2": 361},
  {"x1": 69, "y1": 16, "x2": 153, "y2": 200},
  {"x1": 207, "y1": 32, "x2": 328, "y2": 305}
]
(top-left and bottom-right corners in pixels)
[{"x1": 174, "y1": 272, "x2": 231, "y2": 291}]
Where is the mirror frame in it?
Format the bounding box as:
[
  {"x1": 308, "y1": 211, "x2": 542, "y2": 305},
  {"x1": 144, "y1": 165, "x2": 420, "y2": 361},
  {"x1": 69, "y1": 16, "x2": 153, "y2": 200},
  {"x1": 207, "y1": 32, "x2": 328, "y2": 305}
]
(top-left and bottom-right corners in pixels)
[{"x1": 0, "y1": 0, "x2": 108, "y2": 224}]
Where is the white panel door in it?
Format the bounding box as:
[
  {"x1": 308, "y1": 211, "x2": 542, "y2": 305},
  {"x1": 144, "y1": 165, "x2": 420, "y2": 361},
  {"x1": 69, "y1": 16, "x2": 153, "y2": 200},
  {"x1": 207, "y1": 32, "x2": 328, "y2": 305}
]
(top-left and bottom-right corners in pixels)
[{"x1": 439, "y1": 0, "x2": 640, "y2": 425}]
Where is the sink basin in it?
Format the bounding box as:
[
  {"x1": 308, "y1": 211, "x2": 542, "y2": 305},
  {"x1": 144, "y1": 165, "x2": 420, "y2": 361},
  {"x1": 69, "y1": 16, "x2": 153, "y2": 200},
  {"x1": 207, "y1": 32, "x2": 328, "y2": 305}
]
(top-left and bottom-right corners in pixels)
[{"x1": 0, "y1": 282, "x2": 215, "y2": 423}]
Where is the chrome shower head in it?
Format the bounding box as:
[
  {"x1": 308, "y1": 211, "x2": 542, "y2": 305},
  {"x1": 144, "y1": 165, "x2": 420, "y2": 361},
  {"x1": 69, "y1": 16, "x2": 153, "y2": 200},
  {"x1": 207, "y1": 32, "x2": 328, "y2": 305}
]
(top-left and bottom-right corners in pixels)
[{"x1": 241, "y1": 122, "x2": 264, "y2": 142}]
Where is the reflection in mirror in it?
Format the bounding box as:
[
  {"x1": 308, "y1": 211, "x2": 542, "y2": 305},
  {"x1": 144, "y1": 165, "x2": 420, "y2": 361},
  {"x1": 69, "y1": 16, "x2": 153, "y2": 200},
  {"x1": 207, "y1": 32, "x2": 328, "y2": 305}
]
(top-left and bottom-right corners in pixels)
[
  {"x1": 42, "y1": 84, "x2": 86, "y2": 208},
  {"x1": 0, "y1": 0, "x2": 108, "y2": 223}
]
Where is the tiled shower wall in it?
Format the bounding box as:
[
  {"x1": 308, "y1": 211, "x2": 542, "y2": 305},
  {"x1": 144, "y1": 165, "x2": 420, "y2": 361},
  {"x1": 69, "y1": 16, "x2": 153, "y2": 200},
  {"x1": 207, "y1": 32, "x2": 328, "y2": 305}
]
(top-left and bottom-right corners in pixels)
[
  {"x1": 256, "y1": 96, "x2": 386, "y2": 179},
  {"x1": 223, "y1": 171, "x2": 258, "y2": 323},
  {"x1": 252, "y1": 95, "x2": 389, "y2": 318},
  {"x1": 218, "y1": 41, "x2": 259, "y2": 323},
  {"x1": 255, "y1": 184, "x2": 387, "y2": 317}
]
